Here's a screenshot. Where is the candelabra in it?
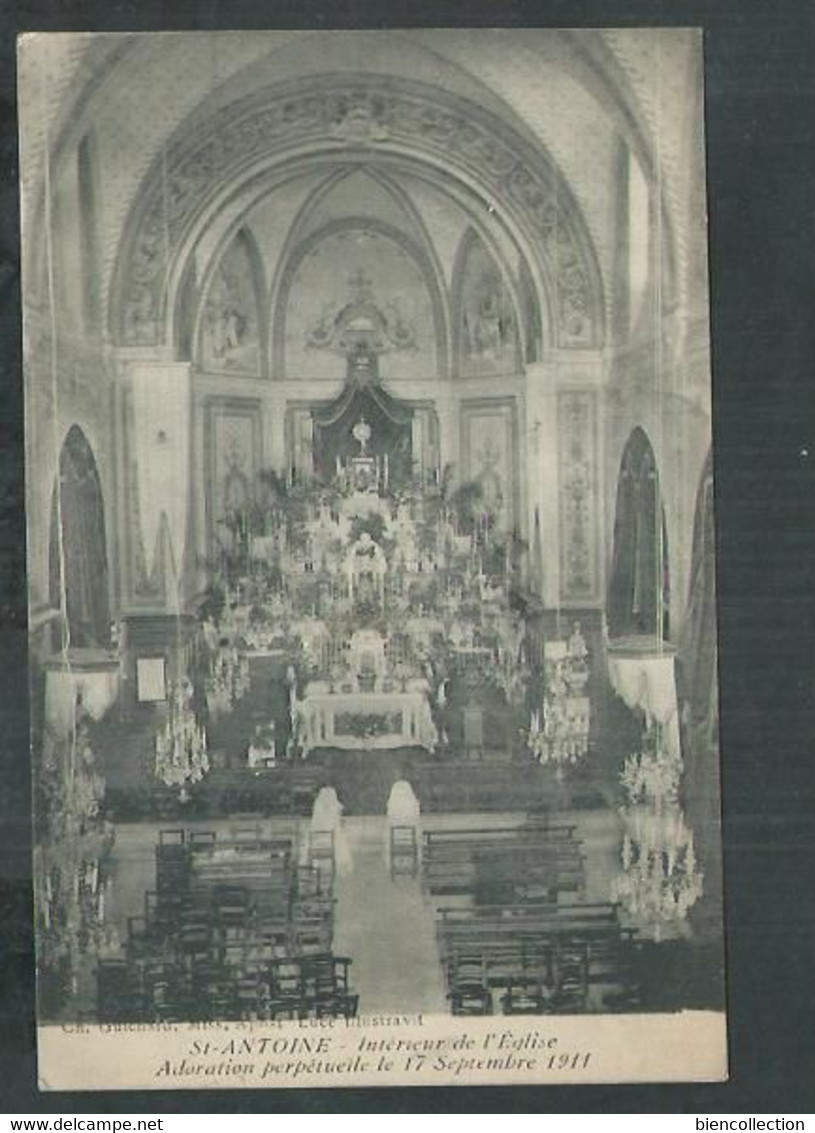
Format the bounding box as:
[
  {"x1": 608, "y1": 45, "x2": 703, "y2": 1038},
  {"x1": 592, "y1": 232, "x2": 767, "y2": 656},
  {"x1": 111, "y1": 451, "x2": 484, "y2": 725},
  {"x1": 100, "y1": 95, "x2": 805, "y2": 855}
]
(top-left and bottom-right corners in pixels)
[
  {"x1": 528, "y1": 622, "x2": 591, "y2": 765},
  {"x1": 154, "y1": 678, "x2": 209, "y2": 793}
]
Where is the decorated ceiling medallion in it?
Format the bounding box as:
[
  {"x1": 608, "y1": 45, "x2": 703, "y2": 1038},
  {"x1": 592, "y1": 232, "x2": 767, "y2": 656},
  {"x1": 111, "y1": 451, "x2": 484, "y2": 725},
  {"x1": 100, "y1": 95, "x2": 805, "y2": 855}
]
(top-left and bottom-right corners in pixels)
[
  {"x1": 305, "y1": 266, "x2": 418, "y2": 357},
  {"x1": 330, "y1": 92, "x2": 391, "y2": 146}
]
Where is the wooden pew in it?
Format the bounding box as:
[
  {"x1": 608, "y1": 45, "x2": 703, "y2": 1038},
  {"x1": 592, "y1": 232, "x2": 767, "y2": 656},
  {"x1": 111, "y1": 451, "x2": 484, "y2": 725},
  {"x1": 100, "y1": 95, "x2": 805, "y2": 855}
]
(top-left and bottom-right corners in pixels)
[
  {"x1": 423, "y1": 830, "x2": 585, "y2": 897},
  {"x1": 437, "y1": 901, "x2": 638, "y2": 1014}
]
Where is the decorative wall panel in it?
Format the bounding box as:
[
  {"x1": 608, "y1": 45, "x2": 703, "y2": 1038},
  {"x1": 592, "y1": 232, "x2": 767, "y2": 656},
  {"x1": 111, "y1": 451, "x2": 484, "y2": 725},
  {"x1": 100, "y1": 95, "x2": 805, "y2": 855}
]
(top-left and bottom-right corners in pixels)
[
  {"x1": 285, "y1": 406, "x2": 315, "y2": 484},
  {"x1": 131, "y1": 363, "x2": 191, "y2": 583},
  {"x1": 205, "y1": 398, "x2": 262, "y2": 556},
  {"x1": 460, "y1": 399, "x2": 518, "y2": 532},
  {"x1": 557, "y1": 389, "x2": 599, "y2": 603}
]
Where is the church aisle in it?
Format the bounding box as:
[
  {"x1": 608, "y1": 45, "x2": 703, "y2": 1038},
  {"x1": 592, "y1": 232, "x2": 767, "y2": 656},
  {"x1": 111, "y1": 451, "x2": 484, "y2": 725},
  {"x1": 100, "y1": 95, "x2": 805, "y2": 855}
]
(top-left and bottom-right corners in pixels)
[{"x1": 332, "y1": 817, "x2": 447, "y2": 1016}]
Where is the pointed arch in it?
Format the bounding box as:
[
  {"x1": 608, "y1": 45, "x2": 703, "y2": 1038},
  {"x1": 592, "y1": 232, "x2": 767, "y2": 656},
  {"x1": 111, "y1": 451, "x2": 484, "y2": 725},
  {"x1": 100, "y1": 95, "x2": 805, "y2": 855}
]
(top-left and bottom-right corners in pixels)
[
  {"x1": 607, "y1": 426, "x2": 670, "y2": 641},
  {"x1": 49, "y1": 425, "x2": 110, "y2": 649}
]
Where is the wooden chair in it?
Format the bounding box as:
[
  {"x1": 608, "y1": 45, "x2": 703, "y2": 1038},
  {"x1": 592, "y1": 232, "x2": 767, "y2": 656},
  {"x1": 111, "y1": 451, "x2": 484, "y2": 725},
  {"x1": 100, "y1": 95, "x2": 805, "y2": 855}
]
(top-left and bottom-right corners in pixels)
[
  {"x1": 188, "y1": 830, "x2": 217, "y2": 851},
  {"x1": 390, "y1": 825, "x2": 419, "y2": 879},
  {"x1": 501, "y1": 978, "x2": 555, "y2": 1015},
  {"x1": 448, "y1": 984, "x2": 493, "y2": 1015},
  {"x1": 158, "y1": 829, "x2": 186, "y2": 846}
]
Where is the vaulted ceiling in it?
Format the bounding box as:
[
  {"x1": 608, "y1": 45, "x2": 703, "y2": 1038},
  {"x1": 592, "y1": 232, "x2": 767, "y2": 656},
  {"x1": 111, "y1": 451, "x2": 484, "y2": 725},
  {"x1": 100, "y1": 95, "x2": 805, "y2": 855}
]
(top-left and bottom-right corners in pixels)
[{"x1": 20, "y1": 30, "x2": 706, "y2": 354}]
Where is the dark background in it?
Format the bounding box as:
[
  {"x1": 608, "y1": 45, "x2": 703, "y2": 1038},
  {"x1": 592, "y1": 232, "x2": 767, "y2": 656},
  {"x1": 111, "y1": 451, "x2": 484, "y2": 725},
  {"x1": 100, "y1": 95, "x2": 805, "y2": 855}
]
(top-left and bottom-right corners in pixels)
[{"x1": 1, "y1": 0, "x2": 814, "y2": 1115}]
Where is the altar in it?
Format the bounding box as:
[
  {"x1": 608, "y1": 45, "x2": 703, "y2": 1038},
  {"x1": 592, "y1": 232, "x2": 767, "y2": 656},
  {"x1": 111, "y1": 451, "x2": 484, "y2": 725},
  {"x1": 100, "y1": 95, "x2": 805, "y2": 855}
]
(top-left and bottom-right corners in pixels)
[
  {"x1": 295, "y1": 689, "x2": 438, "y2": 755},
  {"x1": 205, "y1": 341, "x2": 529, "y2": 765}
]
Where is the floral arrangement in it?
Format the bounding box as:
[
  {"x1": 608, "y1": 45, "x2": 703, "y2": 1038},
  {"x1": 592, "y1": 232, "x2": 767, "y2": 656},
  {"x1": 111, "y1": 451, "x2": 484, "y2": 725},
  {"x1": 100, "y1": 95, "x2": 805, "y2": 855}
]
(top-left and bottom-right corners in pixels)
[
  {"x1": 334, "y1": 711, "x2": 402, "y2": 739},
  {"x1": 526, "y1": 624, "x2": 591, "y2": 766}
]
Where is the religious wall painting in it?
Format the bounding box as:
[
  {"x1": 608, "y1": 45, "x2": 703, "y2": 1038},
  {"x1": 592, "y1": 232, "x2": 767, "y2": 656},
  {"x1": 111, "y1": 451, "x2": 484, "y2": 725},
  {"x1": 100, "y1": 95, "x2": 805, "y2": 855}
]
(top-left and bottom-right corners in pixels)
[
  {"x1": 282, "y1": 227, "x2": 438, "y2": 381},
  {"x1": 199, "y1": 230, "x2": 262, "y2": 375},
  {"x1": 454, "y1": 231, "x2": 521, "y2": 377},
  {"x1": 558, "y1": 390, "x2": 600, "y2": 604}
]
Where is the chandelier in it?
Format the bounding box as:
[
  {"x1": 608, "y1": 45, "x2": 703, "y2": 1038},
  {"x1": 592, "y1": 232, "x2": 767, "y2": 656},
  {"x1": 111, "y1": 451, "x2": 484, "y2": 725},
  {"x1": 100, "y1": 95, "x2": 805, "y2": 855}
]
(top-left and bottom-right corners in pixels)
[
  {"x1": 154, "y1": 678, "x2": 209, "y2": 792},
  {"x1": 528, "y1": 622, "x2": 591, "y2": 765},
  {"x1": 611, "y1": 805, "x2": 704, "y2": 938}
]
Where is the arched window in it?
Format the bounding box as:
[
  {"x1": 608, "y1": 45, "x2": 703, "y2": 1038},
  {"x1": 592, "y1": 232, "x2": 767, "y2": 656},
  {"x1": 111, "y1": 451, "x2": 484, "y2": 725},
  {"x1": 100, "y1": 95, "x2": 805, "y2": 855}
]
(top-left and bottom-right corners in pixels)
[
  {"x1": 49, "y1": 426, "x2": 110, "y2": 649},
  {"x1": 607, "y1": 427, "x2": 670, "y2": 641}
]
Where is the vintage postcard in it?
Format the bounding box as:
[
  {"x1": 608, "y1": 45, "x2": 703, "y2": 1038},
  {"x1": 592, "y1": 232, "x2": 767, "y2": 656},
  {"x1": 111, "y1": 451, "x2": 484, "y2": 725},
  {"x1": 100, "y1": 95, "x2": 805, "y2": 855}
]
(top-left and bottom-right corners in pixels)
[{"x1": 20, "y1": 29, "x2": 727, "y2": 1090}]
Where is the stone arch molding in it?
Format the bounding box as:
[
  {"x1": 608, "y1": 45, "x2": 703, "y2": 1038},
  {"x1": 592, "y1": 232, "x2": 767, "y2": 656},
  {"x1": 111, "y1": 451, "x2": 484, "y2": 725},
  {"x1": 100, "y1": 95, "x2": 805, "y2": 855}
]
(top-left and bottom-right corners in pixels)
[{"x1": 111, "y1": 76, "x2": 604, "y2": 353}]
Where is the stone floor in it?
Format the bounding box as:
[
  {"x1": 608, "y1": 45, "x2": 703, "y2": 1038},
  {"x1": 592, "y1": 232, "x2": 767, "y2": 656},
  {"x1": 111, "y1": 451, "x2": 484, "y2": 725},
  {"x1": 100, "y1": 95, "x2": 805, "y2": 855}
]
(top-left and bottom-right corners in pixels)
[{"x1": 332, "y1": 817, "x2": 447, "y2": 1015}]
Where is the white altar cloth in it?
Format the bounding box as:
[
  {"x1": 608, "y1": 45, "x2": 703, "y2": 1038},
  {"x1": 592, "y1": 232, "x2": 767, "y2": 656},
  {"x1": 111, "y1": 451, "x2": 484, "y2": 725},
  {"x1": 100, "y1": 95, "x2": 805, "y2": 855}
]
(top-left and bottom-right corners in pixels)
[
  {"x1": 296, "y1": 690, "x2": 437, "y2": 755},
  {"x1": 606, "y1": 641, "x2": 680, "y2": 758}
]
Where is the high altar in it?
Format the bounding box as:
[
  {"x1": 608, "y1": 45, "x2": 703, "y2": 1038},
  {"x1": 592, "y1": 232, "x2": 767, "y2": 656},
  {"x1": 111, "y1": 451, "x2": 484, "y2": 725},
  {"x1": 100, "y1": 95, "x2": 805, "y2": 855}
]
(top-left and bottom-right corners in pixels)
[{"x1": 212, "y1": 345, "x2": 528, "y2": 755}]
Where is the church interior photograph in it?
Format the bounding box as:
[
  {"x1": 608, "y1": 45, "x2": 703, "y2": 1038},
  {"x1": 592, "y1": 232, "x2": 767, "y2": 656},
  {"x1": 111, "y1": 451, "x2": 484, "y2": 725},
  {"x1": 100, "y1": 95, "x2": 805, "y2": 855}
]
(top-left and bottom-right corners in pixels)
[{"x1": 20, "y1": 29, "x2": 722, "y2": 1024}]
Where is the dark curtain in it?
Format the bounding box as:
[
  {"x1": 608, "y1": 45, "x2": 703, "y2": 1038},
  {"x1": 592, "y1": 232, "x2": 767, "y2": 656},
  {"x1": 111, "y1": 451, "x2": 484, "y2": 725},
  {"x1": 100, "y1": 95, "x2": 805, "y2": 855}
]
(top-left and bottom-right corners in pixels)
[
  {"x1": 679, "y1": 452, "x2": 717, "y2": 745},
  {"x1": 312, "y1": 382, "x2": 413, "y2": 488},
  {"x1": 49, "y1": 427, "x2": 110, "y2": 649},
  {"x1": 607, "y1": 428, "x2": 670, "y2": 640}
]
